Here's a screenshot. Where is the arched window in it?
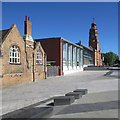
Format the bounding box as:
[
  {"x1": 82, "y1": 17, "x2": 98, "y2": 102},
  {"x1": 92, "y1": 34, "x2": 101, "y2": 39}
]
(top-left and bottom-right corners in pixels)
[
  {"x1": 10, "y1": 45, "x2": 20, "y2": 64},
  {"x1": 36, "y1": 51, "x2": 42, "y2": 64}
]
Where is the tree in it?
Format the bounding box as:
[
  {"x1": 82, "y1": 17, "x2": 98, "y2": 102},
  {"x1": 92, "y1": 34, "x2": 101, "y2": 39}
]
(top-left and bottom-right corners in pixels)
[{"x1": 101, "y1": 52, "x2": 119, "y2": 66}]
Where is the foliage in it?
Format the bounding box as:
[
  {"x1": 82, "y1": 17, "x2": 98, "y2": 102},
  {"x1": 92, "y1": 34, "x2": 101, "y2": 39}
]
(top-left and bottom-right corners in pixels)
[{"x1": 101, "y1": 52, "x2": 119, "y2": 66}]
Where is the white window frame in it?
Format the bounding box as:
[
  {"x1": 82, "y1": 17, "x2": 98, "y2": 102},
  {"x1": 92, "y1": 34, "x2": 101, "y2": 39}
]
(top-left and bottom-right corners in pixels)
[
  {"x1": 36, "y1": 51, "x2": 42, "y2": 65},
  {"x1": 10, "y1": 45, "x2": 20, "y2": 64}
]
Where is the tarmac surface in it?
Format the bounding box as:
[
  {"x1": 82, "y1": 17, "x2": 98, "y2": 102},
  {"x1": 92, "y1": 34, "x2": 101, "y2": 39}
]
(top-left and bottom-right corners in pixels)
[{"x1": 1, "y1": 70, "x2": 119, "y2": 118}]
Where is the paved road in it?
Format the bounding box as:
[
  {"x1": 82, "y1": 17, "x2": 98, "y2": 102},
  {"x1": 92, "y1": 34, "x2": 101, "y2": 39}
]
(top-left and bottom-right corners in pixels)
[{"x1": 1, "y1": 70, "x2": 119, "y2": 116}]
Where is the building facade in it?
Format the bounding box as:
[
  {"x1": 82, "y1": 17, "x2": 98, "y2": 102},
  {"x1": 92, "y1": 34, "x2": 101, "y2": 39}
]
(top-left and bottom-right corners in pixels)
[
  {"x1": 0, "y1": 16, "x2": 47, "y2": 87},
  {"x1": 36, "y1": 37, "x2": 83, "y2": 75},
  {"x1": 82, "y1": 45, "x2": 94, "y2": 67},
  {"x1": 0, "y1": 16, "x2": 103, "y2": 87},
  {"x1": 76, "y1": 22, "x2": 102, "y2": 67}
]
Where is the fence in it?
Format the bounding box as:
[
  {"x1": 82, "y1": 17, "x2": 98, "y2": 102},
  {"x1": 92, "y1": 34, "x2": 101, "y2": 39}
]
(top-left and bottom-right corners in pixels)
[{"x1": 47, "y1": 66, "x2": 59, "y2": 77}]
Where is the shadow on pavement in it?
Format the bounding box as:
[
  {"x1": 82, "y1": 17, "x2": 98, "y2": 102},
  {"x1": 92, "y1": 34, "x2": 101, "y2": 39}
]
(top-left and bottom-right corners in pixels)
[
  {"x1": 56, "y1": 100, "x2": 119, "y2": 115},
  {"x1": 1, "y1": 97, "x2": 54, "y2": 119}
]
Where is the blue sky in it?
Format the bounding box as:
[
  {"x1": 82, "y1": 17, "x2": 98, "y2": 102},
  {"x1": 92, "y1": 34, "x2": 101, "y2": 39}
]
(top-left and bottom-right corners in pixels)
[{"x1": 2, "y1": 2, "x2": 118, "y2": 55}]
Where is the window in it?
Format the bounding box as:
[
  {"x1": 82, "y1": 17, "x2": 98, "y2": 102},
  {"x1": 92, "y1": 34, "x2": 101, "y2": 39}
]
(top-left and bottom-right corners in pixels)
[
  {"x1": 73, "y1": 46, "x2": 76, "y2": 66},
  {"x1": 68, "y1": 44, "x2": 72, "y2": 66},
  {"x1": 63, "y1": 42, "x2": 67, "y2": 66},
  {"x1": 10, "y1": 45, "x2": 20, "y2": 64},
  {"x1": 76, "y1": 48, "x2": 79, "y2": 66},
  {"x1": 80, "y1": 49, "x2": 82, "y2": 67},
  {"x1": 36, "y1": 51, "x2": 42, "y2": 64}
]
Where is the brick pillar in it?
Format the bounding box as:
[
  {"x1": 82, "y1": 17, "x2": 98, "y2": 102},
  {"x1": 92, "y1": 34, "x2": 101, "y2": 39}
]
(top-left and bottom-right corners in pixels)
[{"x1": 59, "y1": 38, "x2": 63, "y2": 76}]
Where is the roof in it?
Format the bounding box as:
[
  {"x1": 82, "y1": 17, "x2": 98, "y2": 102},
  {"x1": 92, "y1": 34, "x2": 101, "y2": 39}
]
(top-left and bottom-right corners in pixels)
[
  {"x1": 61, "y1": 37, "x2": 83, "y2": 49},
  {"x1": 0, "y1": 24, "x2": 17, "y2": 45},
  {"x1": 35, "y1": 37, "x2": 83, "y2": 49},
  {"x1": 35, "y1": 37, "x2": 61, "y2": 41},
  {"x1": 0, "y1": 29, "x2": 10, "y2": 44},
  {"x1": 81, "y1": 44, "x2": 93, "y2": 51}
]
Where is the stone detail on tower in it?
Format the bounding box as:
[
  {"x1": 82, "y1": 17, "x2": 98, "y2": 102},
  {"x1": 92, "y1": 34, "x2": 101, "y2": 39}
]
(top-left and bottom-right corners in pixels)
[
  {"x1": 23, "y1": 16, "x2": 34, "y2": 49},
  {"x1": 23, "y1": 16, "x2": 34, "y2": 72},
  {"x1": 89, "y1": 22, "x2": 99, "y2": 51},
  {"x1": 89, "y1": 22, "x2": 102, "y2": 66}
]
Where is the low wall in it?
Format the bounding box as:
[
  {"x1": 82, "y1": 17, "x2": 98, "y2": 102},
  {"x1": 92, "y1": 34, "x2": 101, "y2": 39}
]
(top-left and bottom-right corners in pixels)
[
  {"x1": 1, "y1": 70, "x2": 46, "y2": 88},
  {"x1": 83, "y1": 66, "x2": 110, "y2": 71},
  {"x1": 35, "y1": 71, "x2": 45, "y2": 80},
  {"x1": 0, "y1": 72, "x2": 32, "y2": 88}
]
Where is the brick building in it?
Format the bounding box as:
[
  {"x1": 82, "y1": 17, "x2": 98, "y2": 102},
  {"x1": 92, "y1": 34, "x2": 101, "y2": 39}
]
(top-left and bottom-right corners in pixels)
[
  {"x1": 89, "y1": 22, "x2": 102, "y2": 66},
  {"x1": 82, "y1": 45, "x2": 94, "y2": 67},
  {"x1": 0, "y1": 16, "x2": 103, "y2": 87},
  {"x1": 0, "y1": 16, "x2": 47, "y2": 87},
  {"x1": 77, "y1": 22, "x2": 102, "y2": 67},
  {"x1": 35, "y1": 21, "x2": 102, "y2": 75},
  {"x1": 36, "y1": 38, "x2": 83, "y2": 75}
]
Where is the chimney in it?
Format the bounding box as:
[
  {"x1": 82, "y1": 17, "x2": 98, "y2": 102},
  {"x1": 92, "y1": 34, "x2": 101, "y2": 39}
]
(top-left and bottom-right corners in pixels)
[
  {"x1": 28, "y1": 17, "x2": 30, "y2": 21},
  {"x1": 24, "y1": 16, "x2": 32, "y2": 35}
]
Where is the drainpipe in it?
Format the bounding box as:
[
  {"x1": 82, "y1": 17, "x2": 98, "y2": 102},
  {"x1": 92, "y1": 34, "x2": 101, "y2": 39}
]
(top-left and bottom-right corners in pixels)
[
  {"x1": 32, "y1": 53, "x2": 35, "y2": 82},
  {"x1": 44, "y1": 53, "x2": 47, "y2": 79}
]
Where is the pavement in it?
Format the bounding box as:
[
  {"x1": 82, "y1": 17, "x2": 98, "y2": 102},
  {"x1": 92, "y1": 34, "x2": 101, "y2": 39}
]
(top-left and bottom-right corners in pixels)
[
  {"x1": 50, "y1": 90, "x2": 119, "y2": 118},
  {"x1": 0, "y1": 69, "x2": 119, "y2": 118}
]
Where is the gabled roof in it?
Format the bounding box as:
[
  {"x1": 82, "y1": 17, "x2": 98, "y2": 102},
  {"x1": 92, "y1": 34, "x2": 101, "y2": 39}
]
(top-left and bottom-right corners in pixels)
[
  {"x1": 0, "y1": 29, "x2": 10, "y2": 44},
  {"x1": 0, "y1": 24, "x2": 17, "y2": 46}
]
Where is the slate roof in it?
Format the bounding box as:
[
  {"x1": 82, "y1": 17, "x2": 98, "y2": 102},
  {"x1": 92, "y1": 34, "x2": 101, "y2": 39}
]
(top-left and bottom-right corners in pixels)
[
  {"x1": 0, "y1": 29, "x2": 10, "y2": 57},
  {"x1": 0, "y1": 29, "x2": 10, "y2": 44}
]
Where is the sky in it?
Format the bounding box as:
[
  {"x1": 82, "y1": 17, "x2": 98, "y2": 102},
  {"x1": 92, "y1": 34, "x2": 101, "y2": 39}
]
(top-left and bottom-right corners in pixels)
[{"x1": 2, "y1": 2, "x2": 118, "y2": 55}]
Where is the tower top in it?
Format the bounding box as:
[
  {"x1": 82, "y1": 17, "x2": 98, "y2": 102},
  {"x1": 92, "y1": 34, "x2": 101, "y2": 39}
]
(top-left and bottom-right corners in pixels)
[
  {"x1": 91, "y1": 18, "x2": 96, "y2": 26},
  {"x1": 89, "y1": 20, "x2": 99, "y2": 51},
  {"x1": 92, "y1": 22, "x2": 96, "y2": 25}
]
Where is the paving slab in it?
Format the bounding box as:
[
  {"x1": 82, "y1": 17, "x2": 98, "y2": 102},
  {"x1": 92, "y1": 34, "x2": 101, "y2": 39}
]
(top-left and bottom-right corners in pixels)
[
  {"x1": 54, "y1": 96, "x2": 75, "y2": 106},
  {"x1": 51, "y1": 90, "x2": 119, "y2": 118},
  {"x1": 65, "y1": 92, "x2": 82, "y2": 99},
  {"x1": 73, "y1": 89, "x2": 88, "y2": 95}
]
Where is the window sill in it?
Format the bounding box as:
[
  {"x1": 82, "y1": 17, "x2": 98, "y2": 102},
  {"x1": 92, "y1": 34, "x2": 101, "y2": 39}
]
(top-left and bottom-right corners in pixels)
[{"x1": 9, "y1": 63, "x2": 21, "y2": 65}]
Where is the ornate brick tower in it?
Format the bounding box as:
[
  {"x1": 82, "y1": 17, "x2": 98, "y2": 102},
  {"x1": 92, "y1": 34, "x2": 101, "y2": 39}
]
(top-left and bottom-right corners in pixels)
[
  {"x1": 89, "y1": 22, "x2": 99, "y2": 51},
  {"x1": 89, "y1": 21, "x2": 102, "y2": 66}
]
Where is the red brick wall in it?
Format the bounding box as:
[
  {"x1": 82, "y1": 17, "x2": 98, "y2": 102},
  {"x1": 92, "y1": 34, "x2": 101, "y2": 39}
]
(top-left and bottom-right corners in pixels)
[
  {"x1": 39, "y1": 38, "x2": 63, "y2": 75},
  {"x1": 39, "y1": 38, "x2": 60, "y2": 66}
]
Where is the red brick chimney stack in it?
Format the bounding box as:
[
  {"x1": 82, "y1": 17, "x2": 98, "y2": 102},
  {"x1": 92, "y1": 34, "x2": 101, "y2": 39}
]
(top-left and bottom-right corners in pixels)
[
  {"x1": 26, "y1": 16, "x2": 28, "y2": 21},
  {"x1": 24, "y1": 16, "x2": 32, "y2": 35},
  {"x1": 28, "y1": 17, "x2": 30, "y2": 21}
]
